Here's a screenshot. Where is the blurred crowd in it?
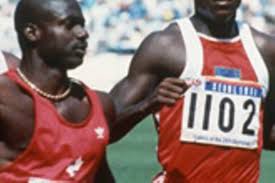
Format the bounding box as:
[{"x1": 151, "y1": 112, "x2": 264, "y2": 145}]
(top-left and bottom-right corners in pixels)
[
  {"x1": 81, "y1": 0, "x2": 193, "y2": 53},
  {"x1": 0, "y1": 0, "x2": 275, "y2": 55}
]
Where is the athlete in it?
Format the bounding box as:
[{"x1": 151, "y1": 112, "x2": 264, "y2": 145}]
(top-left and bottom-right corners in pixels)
[
  {"x1": 0, "y1": 0, "x2": 115, "y2": 182},
  {"x1": 0, "y1": 52, "x2": 115, "y2": 182},
  {"x1": 110, "y1": 0, "x2": 275, "y2": 182}
]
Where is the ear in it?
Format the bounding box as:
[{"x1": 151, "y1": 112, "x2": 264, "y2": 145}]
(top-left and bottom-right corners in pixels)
[{"x1": 23, "y1": 23, "x2": 41, "y2": 42}]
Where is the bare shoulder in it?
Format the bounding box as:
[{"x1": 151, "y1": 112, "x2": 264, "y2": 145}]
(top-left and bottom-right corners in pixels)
[
  {"x1": 130, "y1": 22, "x2": 186, "y2": 78},
  {"x1": 95, "y1": 91, "x2": 116, "y2": 125},
  {"x1": 0, "y1": 75, "x2": 19, "y2": 95},
  {"x1": 147, "y1": 22, "x2": 183, "y2": 51},
  {"x1": 2, "y1": 51, "x2": 20, "y2": 68},
  {"x1": 0, "y1": 74, "x2": 26, "y2": 124},
  {"x1": 0, "y1": 75, "x2": 22, "y2": 104}
]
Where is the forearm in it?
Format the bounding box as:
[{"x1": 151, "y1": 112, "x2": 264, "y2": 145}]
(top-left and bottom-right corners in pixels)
[
  {"x1": 109, "y1": 77, "x2": 189, "y2": 143},
  {"x1": 109, "y1": 100, "x2": 154, "y2": 143}
]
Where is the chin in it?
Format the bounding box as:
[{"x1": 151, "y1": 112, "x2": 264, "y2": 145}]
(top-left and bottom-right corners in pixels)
[
  {"x1": 214, "y1": 10, "x2": 236, "y2": 22},
  {"x1": 209, "y1": 14, "x2": 235, "y2": 24},
  {"x1": 64, "y1": 57, "x2": 84, "y2": 70}
]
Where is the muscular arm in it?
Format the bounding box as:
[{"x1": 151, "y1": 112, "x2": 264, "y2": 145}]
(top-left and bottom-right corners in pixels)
[
  {"x1": 109, "y1": 24, "x2": 189, "y2": 142},
  {"x1": 253, "y1": 28, "x2": 275, "y2": 150},
  {"x1": 93, "y1": 33, "x2": 188, "y2": 180}
]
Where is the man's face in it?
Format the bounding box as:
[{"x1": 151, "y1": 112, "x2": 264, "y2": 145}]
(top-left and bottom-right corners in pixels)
[
  {"x1": 194, "y1": 0, "x2": 241, "y2": 23},
  {"x1": 37, "y1": 0, "x2": 89, "y2": 69}
]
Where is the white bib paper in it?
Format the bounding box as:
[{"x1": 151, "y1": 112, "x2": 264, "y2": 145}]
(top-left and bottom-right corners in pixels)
[{"x1": 180, "y1": 76, "x2": 262, "y2": 149}]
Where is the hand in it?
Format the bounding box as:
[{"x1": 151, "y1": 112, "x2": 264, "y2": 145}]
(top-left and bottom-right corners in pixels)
[{"x1": 145, "y1": 77, "x2": 193, "y2": 113}]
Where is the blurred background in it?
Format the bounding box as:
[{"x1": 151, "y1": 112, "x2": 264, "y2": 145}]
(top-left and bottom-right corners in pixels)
[
  {"x1": 1, "y1": 0, "x2": 275, "y2": 55},
  {"x1": 0, "y1": 0, "x2": 274, "y2": 182}
]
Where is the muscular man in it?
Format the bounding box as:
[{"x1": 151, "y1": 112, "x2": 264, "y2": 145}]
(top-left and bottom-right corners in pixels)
[
  {"x1": 0, "y1": 0, "x2": 115, "y2": 182},
  {"x1": 110, "y1": 0, "x2": 275, "y2": 182},
  {"x1": 0, "y1": 50, "x2": 115, "y2": 182}
]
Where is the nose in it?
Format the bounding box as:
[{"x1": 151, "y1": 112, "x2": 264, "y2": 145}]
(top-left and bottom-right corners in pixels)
[{"x1": 74, "y1": 25, "x2": 89, "y2": 40}]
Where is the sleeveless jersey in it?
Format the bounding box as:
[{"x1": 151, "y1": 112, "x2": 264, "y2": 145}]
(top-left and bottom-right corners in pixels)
[
  {"x1": 0, "y1": 70, "x2": 110, "y2": 183},
  {"x1": 156, "y1": 18, "x2": 269, "y2": 183}
]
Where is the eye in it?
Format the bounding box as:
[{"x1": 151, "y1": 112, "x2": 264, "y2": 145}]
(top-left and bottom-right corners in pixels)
[
  {"x1": 64, "y1": 18, "x2": 85, "y2": 30},
  {"x1": 65, "y1": 20, "x2": 75, "y2": 29}
]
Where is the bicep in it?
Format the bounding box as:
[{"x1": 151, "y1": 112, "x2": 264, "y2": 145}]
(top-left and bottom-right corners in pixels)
[
  {"x1": 110, "y1": 71, "x2": 160, "y2": 114},
  {"x1": 109, "y1": 26, "x2": 184, "y2": 113},
  {"x1": 109, "y1": 32, "x2": 168, "y2": 112}
]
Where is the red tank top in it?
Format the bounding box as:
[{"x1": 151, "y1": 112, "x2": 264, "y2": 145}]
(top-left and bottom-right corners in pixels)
[
  {"x1": 0, "y1": 70, "x2": 109, "y2": 183},
  {"x1": 157, "y1": 19, "x2": 269, "y2": 183}
]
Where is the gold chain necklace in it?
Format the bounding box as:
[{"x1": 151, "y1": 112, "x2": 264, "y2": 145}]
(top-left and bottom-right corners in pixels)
[{"x1": 16, "y1": 68, "x2": 72, "y2": 101}]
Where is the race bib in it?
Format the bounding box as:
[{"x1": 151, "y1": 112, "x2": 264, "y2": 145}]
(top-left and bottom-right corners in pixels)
[{"x1": 180, "y1": 76, "x2": 263, "y2": 149}]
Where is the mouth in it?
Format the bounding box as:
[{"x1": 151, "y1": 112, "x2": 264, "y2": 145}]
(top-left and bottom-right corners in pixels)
[
  {"x1": 212, "y1": 0, "x2": 234, "y2": 7},
  {"x1": 74, "y1": 48, "x2": 86, "y2": 57},
  {"x1": 212, "y1": 0, "x2": 236, "y2": 14},
  {"x1": 73, "y1": 42, "x2": 88, "y2": 57}
]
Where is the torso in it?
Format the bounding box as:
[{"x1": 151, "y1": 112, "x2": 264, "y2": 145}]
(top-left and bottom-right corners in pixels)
[
  {"x1": 0, "y1": 73, "x2": 90, "y2": 161},
  {"x1": 155, "y1": 18, "x2": 273, "y2": 183},
  {"x1": 0, "y1": 69, "x2": 110, "y2": 182},
  {"x1": 149, "y1": 17, "x2": 275, "y2": 83}
]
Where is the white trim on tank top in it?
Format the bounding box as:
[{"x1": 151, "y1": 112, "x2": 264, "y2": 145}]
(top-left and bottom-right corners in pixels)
[
  {"x1": 153, "y1": 18, "x2": 270, "y2": 124},
  {"x1": 175, "y1": 18, "x2": 204, "y2": 80},
  {"x1": 197, "y1": 32, "x2": 240, "y2": 43},
  {"x1": 153, "y1": 18, "x2": 203, "y2": 124},
  {"x1": 176, "y1": 18, "x2": 269, "y2": 98},
  {"x1": 239, "y1": 23, "x2": 269, "y2": 97}
]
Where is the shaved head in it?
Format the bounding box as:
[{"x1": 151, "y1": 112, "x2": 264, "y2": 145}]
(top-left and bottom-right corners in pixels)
[{"x1": 14, "y1": 0, "x2": 82, "y2": 49}]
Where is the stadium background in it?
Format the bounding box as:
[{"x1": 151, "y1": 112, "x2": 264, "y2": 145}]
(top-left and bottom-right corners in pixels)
[{"x1": 0, "y1": 0, "x2": 274, "y2": 182}]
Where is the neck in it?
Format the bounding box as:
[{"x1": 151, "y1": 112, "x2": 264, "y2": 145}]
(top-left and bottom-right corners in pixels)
[
  {"x1": 19, "y1": 50, "x2": 70, "y2": 96},
  {"x1": 191, "y1": 14, "x2": 238, "y2": 39}
]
